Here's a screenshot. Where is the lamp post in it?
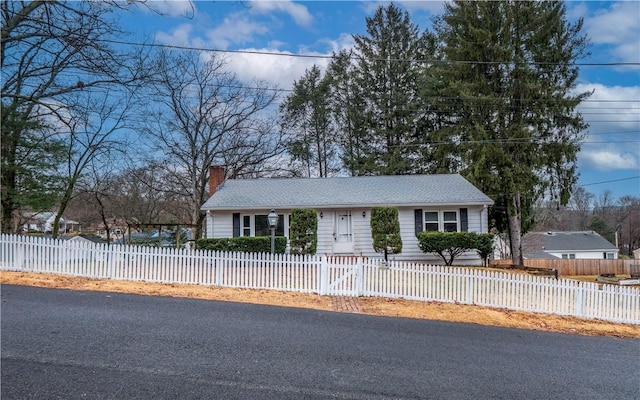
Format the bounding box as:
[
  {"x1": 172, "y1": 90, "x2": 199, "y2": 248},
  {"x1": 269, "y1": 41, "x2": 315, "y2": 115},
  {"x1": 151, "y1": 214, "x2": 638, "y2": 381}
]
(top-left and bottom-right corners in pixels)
[{"x1": 267, "y1": 209, "x2": 279, "y2": 254}]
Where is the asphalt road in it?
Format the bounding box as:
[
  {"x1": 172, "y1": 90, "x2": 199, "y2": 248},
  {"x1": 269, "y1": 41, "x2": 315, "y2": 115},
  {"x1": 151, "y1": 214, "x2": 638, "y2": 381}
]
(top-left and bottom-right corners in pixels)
[{"x1": 1, "y1": 285, "x2": 638, "y2": 400}]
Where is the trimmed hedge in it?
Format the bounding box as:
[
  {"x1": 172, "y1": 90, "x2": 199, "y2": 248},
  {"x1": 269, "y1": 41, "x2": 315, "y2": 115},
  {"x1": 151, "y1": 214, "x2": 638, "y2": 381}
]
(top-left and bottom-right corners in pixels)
[
  {"x1": 417, "y1": 231, "x2": 494, "y2": 266},
  {"x1": 370, "y1": 206, "x2": 402, "y2": 261},
  {"x1": 196, "y1": 236, "x2": 287, "y2": 254},
  {"x1": 289, "y1": 208, "x2": 318, "y2": 255}
]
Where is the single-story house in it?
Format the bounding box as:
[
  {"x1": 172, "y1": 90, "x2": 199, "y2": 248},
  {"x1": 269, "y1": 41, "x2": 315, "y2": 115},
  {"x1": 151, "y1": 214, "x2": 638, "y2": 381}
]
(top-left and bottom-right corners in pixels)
[
  {"x1": 522, "y1": 231, "x2": 619, "y2": 260},
  {"x1": 201, "y1": 166, "x2": 494, "y2": 264},
  {"x1": 22, "y1": 212, "x2": 80, "y2": 233},
  {"x1": 60, "y1": 234, "x2": 105, "y2": 245}
]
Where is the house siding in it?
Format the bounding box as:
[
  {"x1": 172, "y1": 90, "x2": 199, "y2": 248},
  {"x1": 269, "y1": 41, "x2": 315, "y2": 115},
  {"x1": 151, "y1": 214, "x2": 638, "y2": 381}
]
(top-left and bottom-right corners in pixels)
[
  {"x1": 207, "y1": 205, "x2": 488, "y2": 265},
  {"x1": 548, "y1": 250, "x2": 618, "y2": 260},
  {"x1": 397, "y1": 206, "x2": 486, "y2": 264}
]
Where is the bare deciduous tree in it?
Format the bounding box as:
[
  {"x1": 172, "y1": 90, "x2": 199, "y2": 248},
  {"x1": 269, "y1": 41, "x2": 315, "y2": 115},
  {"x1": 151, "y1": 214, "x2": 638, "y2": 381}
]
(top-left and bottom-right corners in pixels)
[
  {"x1": 1, "y1": 0, "x2": 150, "y2": 233},
  {"x1": 143, "y1": 50, "x2": 284, "y2": 238}
]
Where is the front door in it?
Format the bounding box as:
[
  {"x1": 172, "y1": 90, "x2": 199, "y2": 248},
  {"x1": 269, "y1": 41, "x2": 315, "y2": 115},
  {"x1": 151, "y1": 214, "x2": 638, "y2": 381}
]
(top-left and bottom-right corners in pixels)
[{"x1": 333, "y1": 210, "x2": 353, "y2": 254}]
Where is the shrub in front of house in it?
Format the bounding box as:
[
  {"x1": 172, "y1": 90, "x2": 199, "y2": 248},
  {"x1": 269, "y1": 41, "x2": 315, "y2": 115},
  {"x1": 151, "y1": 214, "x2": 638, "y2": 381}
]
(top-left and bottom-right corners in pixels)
[
  {"x1": 196, "y1": 236, "x2": 287, "y2": 254},
  {"x1": 289, "y1": 208, "x2": 318, "y2": 255},
  {"x1": 417, "y1": 231, "x2": 494, "y2": 266},
  {"x1": 370, "y1": 206, "x2": 402, "y2": 261}
]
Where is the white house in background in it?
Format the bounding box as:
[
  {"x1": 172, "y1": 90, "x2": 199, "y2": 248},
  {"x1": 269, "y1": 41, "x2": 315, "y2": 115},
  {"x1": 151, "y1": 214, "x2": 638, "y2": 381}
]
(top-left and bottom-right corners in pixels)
[
  {"x1": 201, "y1": 166, "x2": 494, "y2": 264},
  {"x1": 22, "y1": 212, "x2": 80, "y2": 233},
  {"x1": 522, "y1": 231, "x2": 619, "y2": 260}
]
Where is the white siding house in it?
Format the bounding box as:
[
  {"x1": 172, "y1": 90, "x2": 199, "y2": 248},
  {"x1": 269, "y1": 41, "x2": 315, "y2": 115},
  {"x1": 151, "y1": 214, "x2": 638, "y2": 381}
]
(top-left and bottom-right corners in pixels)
[
  {"x1": 201, "y1": 167, "x2": 494, "y2": 264},
  {"x1": 22, "y1": 212, "x2": 80, "y2": 233},
  {"x1": 522, "y1": 231, "x2": 619, "y2": 260}
]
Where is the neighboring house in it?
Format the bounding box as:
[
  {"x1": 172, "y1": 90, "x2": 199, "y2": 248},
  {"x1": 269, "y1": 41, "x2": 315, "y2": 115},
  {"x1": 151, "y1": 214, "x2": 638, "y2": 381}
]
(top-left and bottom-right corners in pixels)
[
  {"x1": 22, "y1": 212, "x2": 80, "y2": 233},
  {"x1": 201, "y1": 166, "x2": 494, "y2": 264},
  {"x1": 60, "y1": 234, "x2": 105, "y2": 245},
  {"x1": 522, "y1": 231, "x2": 619, "y2": 260}
]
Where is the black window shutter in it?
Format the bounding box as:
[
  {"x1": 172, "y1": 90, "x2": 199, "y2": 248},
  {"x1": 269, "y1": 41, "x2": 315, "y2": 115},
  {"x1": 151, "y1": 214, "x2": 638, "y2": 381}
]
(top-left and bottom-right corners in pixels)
[
  {"x1": 232, "y1": 213, "x2": 240, "y2": 237},
  {"x1": 414, "y1": 209, "x2": 423, "y2": 235},
  {"x1": 460, "y1": 208, "x2": 468, "y2": 232}
]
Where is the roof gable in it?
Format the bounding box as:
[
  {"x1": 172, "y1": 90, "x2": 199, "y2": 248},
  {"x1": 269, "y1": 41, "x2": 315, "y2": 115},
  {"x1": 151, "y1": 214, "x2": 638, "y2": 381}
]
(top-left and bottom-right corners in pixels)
[{"x1": 202, "y1": 174, "x2": 493, "y2": 210}]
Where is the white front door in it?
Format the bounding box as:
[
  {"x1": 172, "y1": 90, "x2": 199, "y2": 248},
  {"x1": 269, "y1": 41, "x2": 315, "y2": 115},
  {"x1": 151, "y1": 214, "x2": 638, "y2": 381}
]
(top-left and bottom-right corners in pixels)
[{"x1": 333, "y1": 210, "x2": 353, "y2": 254}]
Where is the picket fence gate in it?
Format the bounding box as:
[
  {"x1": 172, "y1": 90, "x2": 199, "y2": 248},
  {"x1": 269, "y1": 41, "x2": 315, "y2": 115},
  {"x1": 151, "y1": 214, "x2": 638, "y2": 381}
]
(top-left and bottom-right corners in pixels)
[{"x1": 1, "y1": 234, "x2": 638, "y2": 325}]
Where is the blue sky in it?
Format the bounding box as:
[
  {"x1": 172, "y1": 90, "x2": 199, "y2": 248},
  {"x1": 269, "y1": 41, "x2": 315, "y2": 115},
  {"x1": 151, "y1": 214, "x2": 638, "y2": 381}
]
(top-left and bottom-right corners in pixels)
[{"x1": 118, "y1": 1, "x2": 639, "y2": 201}]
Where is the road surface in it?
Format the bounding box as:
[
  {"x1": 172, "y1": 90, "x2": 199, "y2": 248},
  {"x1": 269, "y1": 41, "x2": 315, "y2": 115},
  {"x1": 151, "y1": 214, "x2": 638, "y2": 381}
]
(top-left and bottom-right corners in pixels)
[{"x1": 2, "y1": 285, "x2": 638, "y2": 399}]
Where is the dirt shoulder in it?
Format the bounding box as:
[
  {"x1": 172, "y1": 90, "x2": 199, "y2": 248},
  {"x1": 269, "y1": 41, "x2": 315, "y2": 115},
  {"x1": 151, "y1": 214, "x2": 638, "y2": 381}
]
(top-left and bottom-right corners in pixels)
[{"x1": 2, "y1": 271, "x2": 639, "y2": 338}]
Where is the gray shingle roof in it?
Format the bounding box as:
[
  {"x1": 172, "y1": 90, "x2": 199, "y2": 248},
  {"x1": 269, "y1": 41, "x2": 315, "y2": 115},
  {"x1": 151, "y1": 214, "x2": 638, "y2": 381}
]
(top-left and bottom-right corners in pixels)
[
  {"x1": 201, "y1": 174, "x2": 493, "y2": 210},
  {"x1": 522, "y1": 231, "x2": 617, "y2": 254}
]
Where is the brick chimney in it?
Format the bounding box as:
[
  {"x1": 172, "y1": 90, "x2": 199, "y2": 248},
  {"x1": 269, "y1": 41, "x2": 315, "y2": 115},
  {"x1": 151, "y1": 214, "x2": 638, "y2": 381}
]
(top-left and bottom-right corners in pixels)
[{"x1": 208, "y1": 165, "x2": 226, "y2": 197}]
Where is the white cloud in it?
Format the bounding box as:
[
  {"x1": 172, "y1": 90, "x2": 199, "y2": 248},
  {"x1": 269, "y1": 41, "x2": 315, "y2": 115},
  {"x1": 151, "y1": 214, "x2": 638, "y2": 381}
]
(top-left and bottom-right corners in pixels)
[
  {"x1": 206, "y1": 15, "x2": 270, "y2": 49},
  {"x1": 575, "y1": 82, "x2": 640, "y2": 172},
  {"x1": 226, "y1": 49, "x2": 329, "y2": 92},
  {"x1": 319, "y1": 33, "x2": 356, "y2": 54},
  {"x1": 580, "y1": 148, "x2": 638, "y2": 171},
  {"x1": 143, "y1": 0, "x2": 195, "y2": 17},
  {"x1": 248, "y1": 1, "x2": 313, "y2": 27},
  {"x1": 575, "y1": 83, "x2": 640, "y2": 135},
  {"x1": 224, "y1": 32, "x2": 354, "y2": 91},
  {"x1": 566, "y1": 2, "x2": 589, "y2": 21},
  {"x1": 154, "y1": 24, "x2": 206, "y2": 48},
  {"x1": 584, "y1": 1, "x2": 640, "y2": 64}
]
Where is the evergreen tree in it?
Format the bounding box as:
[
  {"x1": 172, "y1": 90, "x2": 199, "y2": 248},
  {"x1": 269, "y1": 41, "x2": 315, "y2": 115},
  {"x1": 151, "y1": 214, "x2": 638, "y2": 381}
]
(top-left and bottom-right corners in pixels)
[
  {"x1": 332, "y1": 3, "x2": 436, "y2": 175},
  {"x1": 435, "y1": 0, "x2": 590, "y2": 264},
  {"x1": 279, "y1": 65, "x2": 337, "y2": 177},
  {"x1": 325, "y1": 51, "x2": 370, "y2": 176}
]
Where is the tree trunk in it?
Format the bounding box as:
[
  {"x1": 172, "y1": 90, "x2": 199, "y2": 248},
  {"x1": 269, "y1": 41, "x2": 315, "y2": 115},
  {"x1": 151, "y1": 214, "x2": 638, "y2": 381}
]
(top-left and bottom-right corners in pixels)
[{"x1": 509, "y1": 191, "x2": 524, "y2": 265}]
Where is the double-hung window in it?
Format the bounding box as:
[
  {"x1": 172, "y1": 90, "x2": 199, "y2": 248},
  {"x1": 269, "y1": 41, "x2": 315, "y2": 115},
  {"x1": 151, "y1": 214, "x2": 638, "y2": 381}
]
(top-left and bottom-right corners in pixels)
[
  {"x1": 424, "y1": 211, "x2": 459, "y2": 232},
  {"x1": 425, "y1": 212, "x2": 439, "y2": 231},
  {"x1": 443, "y1": 211, "x2": 458, "y2": 232},
  {"x1": 240, "y1": 214, "x2": 285, "y2": 237},
  {"x1": 415, "y1": 208, "x2": 468, "y2": 235},
  {"x1": 242, "y1": 215, "x2": 251, "y2": 236}
]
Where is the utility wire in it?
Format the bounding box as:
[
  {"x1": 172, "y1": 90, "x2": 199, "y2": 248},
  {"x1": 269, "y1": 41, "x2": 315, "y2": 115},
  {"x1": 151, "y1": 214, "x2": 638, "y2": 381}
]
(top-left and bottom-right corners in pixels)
[
  {"x1": 102, "y1": 39, "x2": 640, "y2": 67},
  {"x1": 580, "y1": 176, "x2": 640, "y2": 187}
]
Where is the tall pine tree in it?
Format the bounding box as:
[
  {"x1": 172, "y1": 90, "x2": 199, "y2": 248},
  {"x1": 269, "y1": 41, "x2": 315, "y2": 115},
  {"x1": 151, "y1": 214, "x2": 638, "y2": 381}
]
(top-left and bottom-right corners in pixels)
[
  {"x1": 337, "y1": 3, "x2": 436, "y2": 175},
  {"x1": 435, "y1": 0, "x2": 590, "y2": 264},
  {"x1": 280, "y1": 65, "x2": 337, "y2": 177}
]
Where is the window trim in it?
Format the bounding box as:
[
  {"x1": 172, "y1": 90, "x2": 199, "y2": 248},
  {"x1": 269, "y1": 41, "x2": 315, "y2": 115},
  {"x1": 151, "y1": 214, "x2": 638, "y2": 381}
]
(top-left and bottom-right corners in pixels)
[
  {"x1": 424, "y1": 211, "x2": 439, "y2": 232},
  {"x1": 423, "y1": 210, "x2": 460, "y2": 233},
  {"x1": 442, "y1": 210, "x2": 459, "y2": 232},
  {"x1": 241, "y1": 213, "x2": 288, "y2": 237}
]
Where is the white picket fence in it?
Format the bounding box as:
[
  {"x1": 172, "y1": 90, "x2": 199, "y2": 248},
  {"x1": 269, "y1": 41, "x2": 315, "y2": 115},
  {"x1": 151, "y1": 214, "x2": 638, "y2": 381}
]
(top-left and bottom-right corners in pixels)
[{"x1": 1, "y1": 234, "x2": 638, "y2": 325}]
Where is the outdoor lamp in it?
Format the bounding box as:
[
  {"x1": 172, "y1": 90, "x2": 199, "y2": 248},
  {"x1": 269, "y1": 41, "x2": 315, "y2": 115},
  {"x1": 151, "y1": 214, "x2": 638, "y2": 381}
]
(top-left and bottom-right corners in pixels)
[
  {"x1": 268, "y1": 209, "x2": 278, "y2": 228},
  {"x1": 268, "y1": 209, "x2": 278, "y2": 254}
]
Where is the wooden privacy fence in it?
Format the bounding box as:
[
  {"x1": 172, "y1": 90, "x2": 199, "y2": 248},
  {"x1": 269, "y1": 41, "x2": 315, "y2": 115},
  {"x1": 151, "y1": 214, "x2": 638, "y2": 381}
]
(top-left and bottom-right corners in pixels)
[
  {"x1": 1, "y1": 234, "x2": 638, "y2": 325},
  {"x1": 492, "y1": 258, "x2": 636, "y2": 276}
]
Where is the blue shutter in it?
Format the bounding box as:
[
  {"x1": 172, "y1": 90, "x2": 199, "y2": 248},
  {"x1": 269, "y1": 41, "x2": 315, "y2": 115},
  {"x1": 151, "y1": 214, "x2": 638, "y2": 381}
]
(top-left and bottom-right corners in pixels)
[{"x1": 460, "y1": 208, "x2": 468, "y2": 232}]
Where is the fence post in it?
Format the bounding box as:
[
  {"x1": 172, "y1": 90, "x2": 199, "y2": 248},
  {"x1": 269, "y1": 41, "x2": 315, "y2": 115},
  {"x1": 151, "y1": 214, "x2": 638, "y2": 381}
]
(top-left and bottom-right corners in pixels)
[
  {"x1": 466, "y1": 272, "x2": 473, "y2": 305},
  {"x1": 107, "y1": 244, "x2": 114, "y2": 279},
  {"x1": 575, "y1": 284, "x2": 584, "y2": 318},
  {"x1": 16, "y1": 238, "x2": 25, "y2": 270},
  {"x1": 356, "y1": 257, "x2": 364, "y2": 296},
  {"x1": 215, "y1": 251, "x2": 223, "y2": 286},
  {"x1": 318, "y1": 255, "x2": 328, "y2": 295}
]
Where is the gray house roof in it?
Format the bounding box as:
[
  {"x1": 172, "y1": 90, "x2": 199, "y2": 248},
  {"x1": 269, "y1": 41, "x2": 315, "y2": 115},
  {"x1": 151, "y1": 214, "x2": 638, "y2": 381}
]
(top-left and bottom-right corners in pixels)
[
  {"x1": 201, "y1": 174, "x2": 493, "y2": 210},
  {"x1": 522, "y1": 231, "x2": 618, "y2": 256}
]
